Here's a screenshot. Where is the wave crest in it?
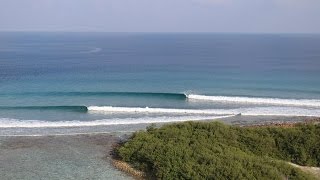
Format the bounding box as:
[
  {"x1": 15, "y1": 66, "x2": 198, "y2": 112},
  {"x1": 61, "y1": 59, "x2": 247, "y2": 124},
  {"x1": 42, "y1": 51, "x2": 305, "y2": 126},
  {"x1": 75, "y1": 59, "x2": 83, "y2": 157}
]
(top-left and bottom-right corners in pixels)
[
  {"x1": 88, "y1": 106, "x2": 320, "y2": 117},
  {"x1": 0, "y1": 106, "x2": 88, "y2": 112},
  {"x1": 87, "y1": 106, "x2": 231, "y2": 115},
  {"x1": 1, "y1": 92, "x2": 187, "y2": 99},
  {"x1": 187, "y1": 94, "x2": 320, "y2": 107}
]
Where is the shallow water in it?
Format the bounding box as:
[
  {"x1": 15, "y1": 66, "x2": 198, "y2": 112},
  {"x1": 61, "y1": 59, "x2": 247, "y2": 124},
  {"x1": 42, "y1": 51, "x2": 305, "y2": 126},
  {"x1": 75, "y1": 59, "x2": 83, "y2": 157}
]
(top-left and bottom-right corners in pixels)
[{"x1": 0, "y1": 134, "x2": 132, "y2": 180}]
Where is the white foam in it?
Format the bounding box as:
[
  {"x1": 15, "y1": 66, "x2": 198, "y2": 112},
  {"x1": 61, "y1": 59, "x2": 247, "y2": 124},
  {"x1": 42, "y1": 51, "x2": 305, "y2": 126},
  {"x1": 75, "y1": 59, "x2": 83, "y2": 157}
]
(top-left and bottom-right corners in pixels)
[
  {"x1": 239, "y1": 107, "x2": 320, "y2": 117},
  {"x1": 88, "y1": 106, "x2": 320, "y2": 117},
  {"x1": 89, "y1": 47, "x2": 101, "y2": 53},
  {"x1": 87, "y1": 106, "x2": 232, "y2": 115},
  {"x1": 1, "y1": 106, "x2": 320, "y2": 128},
  {"x1": 187, "y1": 94, "x2": 320, "y2": 107},
  {"x1": 0, "y1": 115, "x2": 232, "y2": 128},
  {"x1": 81, "y1": 47, "x2": 102, "y2": 53}
]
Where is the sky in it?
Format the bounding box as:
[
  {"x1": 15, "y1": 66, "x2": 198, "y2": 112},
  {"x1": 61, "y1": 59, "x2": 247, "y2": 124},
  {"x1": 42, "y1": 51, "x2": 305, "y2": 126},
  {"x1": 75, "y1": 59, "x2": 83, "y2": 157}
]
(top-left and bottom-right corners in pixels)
[{"x1": 0, "y1": 0, "x2": 320, "y2": 33}]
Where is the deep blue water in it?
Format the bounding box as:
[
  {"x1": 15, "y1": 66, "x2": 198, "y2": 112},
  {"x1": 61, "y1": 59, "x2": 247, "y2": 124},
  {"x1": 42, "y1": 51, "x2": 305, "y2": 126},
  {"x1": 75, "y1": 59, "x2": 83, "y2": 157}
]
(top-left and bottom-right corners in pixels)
[{"x1": 0, "y1": 32, "x2": 320, "y2": 129}]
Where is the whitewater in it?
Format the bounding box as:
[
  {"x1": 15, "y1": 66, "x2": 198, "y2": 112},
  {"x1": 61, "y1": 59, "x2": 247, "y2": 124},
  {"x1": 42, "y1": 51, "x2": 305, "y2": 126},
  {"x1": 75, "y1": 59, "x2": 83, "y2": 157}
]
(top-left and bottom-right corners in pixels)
[
  {"x1": 1, "y1": 104, "x2": 319, "y2": 129},
  {"x1": 186, "y1": 94, "x2": 320, "y2": 107},
  {"x1": 1, "y1": 93, "x2": 320, "y2": 129}
]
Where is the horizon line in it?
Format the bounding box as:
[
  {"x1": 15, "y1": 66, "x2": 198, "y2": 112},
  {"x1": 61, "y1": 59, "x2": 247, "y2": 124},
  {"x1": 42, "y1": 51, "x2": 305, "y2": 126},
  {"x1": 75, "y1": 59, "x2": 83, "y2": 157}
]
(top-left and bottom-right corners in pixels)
[{"x1": 0, "y1": 30, "x2": 320, "y2": 35}]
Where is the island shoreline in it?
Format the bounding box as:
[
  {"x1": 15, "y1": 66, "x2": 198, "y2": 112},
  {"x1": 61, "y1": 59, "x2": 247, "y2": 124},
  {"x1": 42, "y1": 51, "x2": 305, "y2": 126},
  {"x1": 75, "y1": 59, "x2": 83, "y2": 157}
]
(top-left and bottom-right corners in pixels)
[{"x1": 1, "y1": 116, "x2": 320, "y2": 179}]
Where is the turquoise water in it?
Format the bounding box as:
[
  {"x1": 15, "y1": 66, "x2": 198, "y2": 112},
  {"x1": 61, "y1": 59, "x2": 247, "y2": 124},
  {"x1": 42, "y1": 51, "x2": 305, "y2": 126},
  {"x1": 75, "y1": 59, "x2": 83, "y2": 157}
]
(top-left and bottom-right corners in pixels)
[{"x1": 1, "y1": 32, "x2": 320, "y2": 132}]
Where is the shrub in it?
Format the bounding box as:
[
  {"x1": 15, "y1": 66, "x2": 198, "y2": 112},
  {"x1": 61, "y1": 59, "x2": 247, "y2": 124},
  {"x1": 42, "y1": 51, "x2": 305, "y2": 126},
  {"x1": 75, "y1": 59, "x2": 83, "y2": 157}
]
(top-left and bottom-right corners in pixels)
[{"x1": 116, "y1": 121, "x2": 319, "y2": 179}]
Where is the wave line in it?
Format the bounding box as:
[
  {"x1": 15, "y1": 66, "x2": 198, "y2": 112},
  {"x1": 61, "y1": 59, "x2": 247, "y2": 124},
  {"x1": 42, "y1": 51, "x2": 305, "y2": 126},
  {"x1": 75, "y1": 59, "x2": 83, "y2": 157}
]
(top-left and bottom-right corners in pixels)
[
  {"x1": 0, "y1": 115, "x2": 233, "y2": 128},
  {"x1": 88, "y1": 106, "x2": 320, "y2": 117},
  {"x1": 0, "y1": 106, "x2": 88, "y2": 112},
  {"x1": 0, "y1": 92, "x2": 187, "y2": 99},
  {"x1": 187, "y1": 94, "x2": 320, "y2": 107},
  {"x1": 87, "y1": 106, "x2": 233, "y2": 115}
]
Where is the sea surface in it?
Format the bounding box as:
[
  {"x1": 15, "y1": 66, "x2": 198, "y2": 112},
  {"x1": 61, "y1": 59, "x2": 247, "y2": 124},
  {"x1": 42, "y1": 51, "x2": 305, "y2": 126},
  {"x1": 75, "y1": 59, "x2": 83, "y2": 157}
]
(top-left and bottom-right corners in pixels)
[{"x1": 1, "y1": 32, "x2": 320, "y2": 135}]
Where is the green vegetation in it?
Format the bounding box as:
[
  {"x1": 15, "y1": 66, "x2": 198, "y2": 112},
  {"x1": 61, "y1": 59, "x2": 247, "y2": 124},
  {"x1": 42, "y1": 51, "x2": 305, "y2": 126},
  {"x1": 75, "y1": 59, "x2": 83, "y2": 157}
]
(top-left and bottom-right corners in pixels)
[{"x1": 116, "y1": 121, "x2": 320, "y2": 179}]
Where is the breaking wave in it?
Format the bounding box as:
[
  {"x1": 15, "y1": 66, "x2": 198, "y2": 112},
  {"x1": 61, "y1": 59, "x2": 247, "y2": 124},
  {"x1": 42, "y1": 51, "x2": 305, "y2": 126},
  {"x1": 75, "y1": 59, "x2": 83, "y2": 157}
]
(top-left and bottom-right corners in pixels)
[
  {"x1": 87, "y1": 106, "x2": 320, "y2": 117},
  {"x1": 2, "y1": 91, "x2": 319, "y2": 108},
  {"x1": 87, "y1": 106, "x2": 231, "y2": 114},
  {"x1": 187, "y1": 94, "x2": 320, "y2": 107},
  {"x1": 1, "y1": 105, "x2": 320, "y2": 128},
  {"x1": 0, "y1": 115, "x2": 232, "y2": 128}
]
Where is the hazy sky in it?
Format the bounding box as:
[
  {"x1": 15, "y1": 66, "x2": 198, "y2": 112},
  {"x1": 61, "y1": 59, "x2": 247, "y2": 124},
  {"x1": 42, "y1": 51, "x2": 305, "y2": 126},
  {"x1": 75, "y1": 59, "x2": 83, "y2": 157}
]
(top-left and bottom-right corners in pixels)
[{"x1": 0, "y1": 0, "x2": 320, "y2": 33}]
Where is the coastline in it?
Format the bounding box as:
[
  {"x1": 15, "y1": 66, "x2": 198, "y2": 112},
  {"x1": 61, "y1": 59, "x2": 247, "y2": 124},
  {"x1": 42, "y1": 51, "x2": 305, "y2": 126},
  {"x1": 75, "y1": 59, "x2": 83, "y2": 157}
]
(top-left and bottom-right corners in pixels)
[
  {"x1": 112, "y1": 117, "x2": 320, "y2": 179},
  {"x1": 1, "y1": 115, "x2": 319, "y2": 136},
  {"x1": 1, "y1": 116, "x2": 320, "y2": 179},
  {"x1": 111, "y1": 116, "x2": 320, "y2": 179}
]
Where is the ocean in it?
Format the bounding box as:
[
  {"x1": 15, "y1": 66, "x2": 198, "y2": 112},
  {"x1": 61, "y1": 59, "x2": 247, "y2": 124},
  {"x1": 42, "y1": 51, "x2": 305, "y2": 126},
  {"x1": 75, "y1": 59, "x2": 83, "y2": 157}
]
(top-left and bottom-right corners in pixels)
[{"x1": 1, "y1": 32, "x2": 320, "y2": 135}]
